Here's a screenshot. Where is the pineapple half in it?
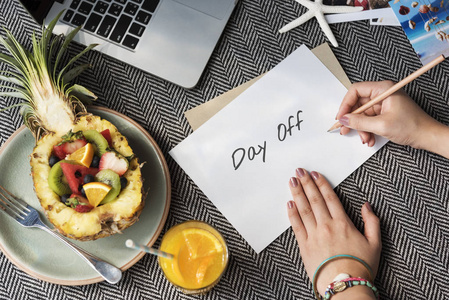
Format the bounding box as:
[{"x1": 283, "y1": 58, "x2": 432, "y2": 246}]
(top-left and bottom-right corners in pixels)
[{"x1": 0, "y1": 13, "x2": 144, "y2": 240}]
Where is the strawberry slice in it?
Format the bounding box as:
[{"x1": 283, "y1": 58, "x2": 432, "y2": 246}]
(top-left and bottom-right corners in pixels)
[
  {"x1": 100, "y1": 129, "x2": 113, "y2": 148},
  {"x1": 75, "y1": 203, "x2": 94, "y2": 213},
  {"x1": 53, "y1": 144, "x2": 67, "y2": 160},
  {"x1": 99, "y1": 151, "x2": 129, "y2": 176},
  {"x1": 53, "y1": 139, "x2": 87, "y2": 160},
  {"x1": 67, "y1": 194, "x2": 94, "y2": 213},
  {"x1": 63, "y1": 139, "x2": 87, "y2": 155}
]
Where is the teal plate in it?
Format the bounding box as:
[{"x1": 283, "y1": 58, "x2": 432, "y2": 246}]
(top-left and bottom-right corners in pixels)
[{"x1": 0, "y1": 106, "x2": 171, "y2": 285}]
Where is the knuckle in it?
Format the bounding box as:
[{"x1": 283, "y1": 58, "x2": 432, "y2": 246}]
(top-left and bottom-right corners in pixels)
[
  {"x1": 308, "y1": 194, "x2": 322, "y2": 205},
  {"x1": 335, "y1": 219, "x2": 351, "y2": 231},
  {"x1": 320, "y1": 223, "x2": 333, "y2": 238},
  {"x1": 299, "y1": 205, "x2": 314, "y2": 218}
]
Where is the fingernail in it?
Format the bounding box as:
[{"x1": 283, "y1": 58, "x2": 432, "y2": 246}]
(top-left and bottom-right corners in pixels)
[
  {"x1": 339, "y1": 115, "x2": 350, "y2": 127},
  {"x1": 290, "y1": 177, "x2": 298, "y2": 187},
  {"x1": 296, "y1": 168, "x2": 305, "y2": 178},
  {"x1": 287, "y1": 201, "x2": 294, "y2": 209},
  {"x1": 360, "y1": 135, "x2": 365, "y2": 144},
  {"x1": 365, "y1": 202, "x2": 373, "y2": 212},
  {"x1": 311, "y1": 171, "x2": 319, "y2": 180}
]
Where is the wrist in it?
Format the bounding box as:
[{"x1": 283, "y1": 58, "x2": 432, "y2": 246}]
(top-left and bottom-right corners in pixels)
[
  {"x1": 316, "y1": 259, "x2": 373, "y2": 295},
  {"x1": 332, "y1": 285, "x2": 377, "y2": 300},
  {"x1": 418, "y1": 120, "x2": 449, "y2": 159}
]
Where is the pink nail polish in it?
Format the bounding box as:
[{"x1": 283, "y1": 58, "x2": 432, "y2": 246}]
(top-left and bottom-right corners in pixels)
[
  {"x1": 287, "y1": 201, "x2": 294, "y2": 209},
  {"x1": 290, "y1": 177, "x2": 298, "y2": 187},
  {"x1": 311, "y1": 171, "x2": 319, "y2": 180},
  {"x1": 296, "y1": 168, "x2": 305, "y2": 178},
  {"x1": 365, "y1": 202, "x2": 373, "y2": 212},
  {"x1": 339, "y1": 115, "x2": 349, "y2": 127}
]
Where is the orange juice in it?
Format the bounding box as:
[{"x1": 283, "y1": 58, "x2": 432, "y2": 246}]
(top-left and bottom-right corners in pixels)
[{"x1": 158, "y1": 221, "x2": 228, "y2": 294}]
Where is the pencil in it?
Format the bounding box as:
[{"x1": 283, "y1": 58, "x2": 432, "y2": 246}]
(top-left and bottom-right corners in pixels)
[{"x1": 327, "y1": 54, "x2": 446, "y2": 132}]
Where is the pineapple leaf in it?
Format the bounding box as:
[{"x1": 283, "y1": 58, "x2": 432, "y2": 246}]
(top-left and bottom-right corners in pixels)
[
  {"x1": 41, "y1": 10, "x2": 65, "y2": 59},
  {"x1": 53, "y1": 25, "x2": 82, "y2": 80},
  {"x1": 0, "y1": 12, "x2": 97, "y2": 139},
  {"x1": 0, "y1": 39, "x2": 27, "y2": 75},
  {"x1": 0, "y1": 91, "x2": 29, "y2": 100},
  {"x1": 67, "y1": 84, "x2": 97, "y2": 105},
  {"x1": 0, "y1": 84, "x2": 30, "y2": 96},
  {"x1": 0, "y1": 102, "x2": 27, "y2": 113},
  {"x1": 0, "y1": 72, "x2": 24, "y2": 86},
  {"x1": 58, "y1": 43, "x2": 98, "y2": 85},
  {"x1": 62, "y1": 63, "x2": 92, "y2": 82},
  {"x1": 48, "y1": 34, "x2": 64, "y2": 76},
  {"x1": 0, "y1": 30, "x2": 33, "y2": 75}
]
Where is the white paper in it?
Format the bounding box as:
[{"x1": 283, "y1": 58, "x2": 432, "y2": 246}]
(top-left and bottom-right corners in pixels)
[
  {"x1": 170, "y1": 45, "x2": 387, "y2": 253},
  {"x1": 326, "y1": 7, "x2": 393, "y2": 24}
]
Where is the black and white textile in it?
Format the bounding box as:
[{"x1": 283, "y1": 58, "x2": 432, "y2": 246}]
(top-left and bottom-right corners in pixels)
[{"x1": 1, "y1": 1, "x2": 449, "y2": 299}]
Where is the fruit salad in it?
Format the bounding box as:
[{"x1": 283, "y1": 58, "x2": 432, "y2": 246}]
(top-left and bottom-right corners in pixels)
[{"x1": 48, "y1": 128, "x2": 131, "y2": 213}]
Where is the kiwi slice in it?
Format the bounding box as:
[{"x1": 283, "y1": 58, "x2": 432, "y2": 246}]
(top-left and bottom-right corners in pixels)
[
  {"x1": 83, "y1": 130, "x2": 109, "y2": 156},
  {"x1": 48, "y1": 160, "x2": 76, "y2": 196},
  {"x1": 95, "y1": 169, "x2": 121, "y2": 205}
]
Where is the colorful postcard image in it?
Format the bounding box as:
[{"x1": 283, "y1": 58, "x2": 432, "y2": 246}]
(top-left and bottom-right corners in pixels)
[
  {"x1": 324, "y1": 0, "x2": 389, "y2": 11},
  {"x1": 389, "y1": 0, "x2": 449, "y2": 65}
]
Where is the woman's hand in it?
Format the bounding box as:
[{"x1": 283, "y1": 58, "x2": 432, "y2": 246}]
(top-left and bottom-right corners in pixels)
[
  {"x1": 287, "y1": 168, "x2": 381, "y2": 298},
  {"x1": 336, "y1": 81, "x2": 448, "y2": 153}
]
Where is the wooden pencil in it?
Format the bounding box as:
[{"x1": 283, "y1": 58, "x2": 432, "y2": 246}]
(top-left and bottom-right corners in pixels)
[{"x1": 327, "y1": 54, "x2": 446, "y2": 132}]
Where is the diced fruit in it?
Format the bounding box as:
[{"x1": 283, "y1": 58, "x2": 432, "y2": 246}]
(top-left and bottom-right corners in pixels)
[
  {"x1": 53, "y1": 138, "x2": 87, "y2": 160},
  {"x1": 83, "y1": 174, "x2": 95, "y2": 184},
  {"x1": 100, "y1": 129, "x2": 113, "y2": 148},
  {"x1": 60, "y1": 162, "x2": 99, "y2": 195},
  {"x1": 80, "y1": 186, "x2": 86, "y2": 197},
  {"x1": 49, "y1": 155, "x2": 60, "y2": 167},
  {"x1": 53, "y1": 145, "x2": 66, "y2": 161},
  {"x1": 60, "y1": 194, "x2": 71, "y2": 204},
  {"x1": 91, "y1": 155, "x2": 100, "y2": 168},
  {"x1": 120, "y1": 177, "x2": 128, "y2": 190},
  {"x1": 95, "y1": 170, "x2": 121, "y2": 205},
  {"x1": 75, "y1": 204, "x2": 94, "y2": 213},
  {"x1": 66, "y1": 194, "x2": 94, "y2": 213},
  {"x1": 48, "y1": 161, "x2": 74, "y2": 196},
  {"x1": 83, "y1": 182, "x2": 112, "y2": 207},
  {"x1": 66, "y1": 143, "x2": 94, "y2": 167},
  {"x1": 83, "y1": 130, "x2": 109, "y2": 157},
  {"x1": 99, "y1": 151, "x2": 129, "y2": 176},
  {"x1": 1, "y1": 14, "x2": 144, "y2": 241}
]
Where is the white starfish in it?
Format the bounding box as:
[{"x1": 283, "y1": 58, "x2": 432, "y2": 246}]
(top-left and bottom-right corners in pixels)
[{"x1": 279, "y1": 0, "x2": 363, "y2": 47}]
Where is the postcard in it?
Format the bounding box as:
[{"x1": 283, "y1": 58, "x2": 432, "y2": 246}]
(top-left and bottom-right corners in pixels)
[{"x1": 389, "y1": 0, "x2": 449, "y2": 65}]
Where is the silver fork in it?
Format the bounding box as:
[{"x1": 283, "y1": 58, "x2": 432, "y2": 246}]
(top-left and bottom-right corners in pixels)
[{"x1": 0, "y1": 185, "x2": 122, "y2": 284}]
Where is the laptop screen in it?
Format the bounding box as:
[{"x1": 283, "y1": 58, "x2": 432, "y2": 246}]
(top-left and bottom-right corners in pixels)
[{"x1": 19, "y1": 0, "x2": 56, "y2": 25}]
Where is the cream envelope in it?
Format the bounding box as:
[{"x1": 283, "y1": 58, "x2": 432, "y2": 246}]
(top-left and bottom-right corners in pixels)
[{"x1": 171, "y1": 45, "x2": 387, "y2": 253}]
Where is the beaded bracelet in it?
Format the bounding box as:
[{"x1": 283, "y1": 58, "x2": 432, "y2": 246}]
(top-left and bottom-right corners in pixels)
[
  {"x1": 323, "y1": 277, "x2": 379, "y2": 299},
  {"x1": 312, "y1": 254, "x2": 375, "y2": 300}
]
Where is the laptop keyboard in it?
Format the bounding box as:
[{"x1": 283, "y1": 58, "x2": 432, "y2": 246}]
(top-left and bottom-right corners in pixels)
[{"x1": 62, "y1": 0, "x2": 160, "y2": 50}]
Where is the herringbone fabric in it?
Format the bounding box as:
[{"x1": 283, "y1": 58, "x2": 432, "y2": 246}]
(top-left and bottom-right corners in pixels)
[{"x1": 1, "y1": 0, "x2": 448, "y2": 299}]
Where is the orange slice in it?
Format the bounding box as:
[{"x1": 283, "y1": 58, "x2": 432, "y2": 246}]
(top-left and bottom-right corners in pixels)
[
  {"x1": 182, "y1": 228, "x2": 223, "y2": 259},
  {"x1": 66, "y1": 143, "x2": 94, "y2": 167},
  {"x1": 83, "y1": 182, "x2": 112, "y2": 207},
  {"x1": 195, "y1": 255, "x2": 213, "y2": 285}
]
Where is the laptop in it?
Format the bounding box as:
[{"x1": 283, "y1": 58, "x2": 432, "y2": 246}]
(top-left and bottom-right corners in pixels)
[{"x1": 19, "y1": 0, "x2": 237, "y2": 88}]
